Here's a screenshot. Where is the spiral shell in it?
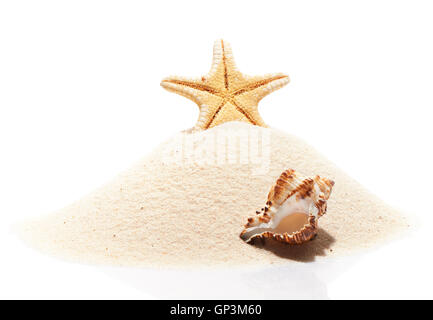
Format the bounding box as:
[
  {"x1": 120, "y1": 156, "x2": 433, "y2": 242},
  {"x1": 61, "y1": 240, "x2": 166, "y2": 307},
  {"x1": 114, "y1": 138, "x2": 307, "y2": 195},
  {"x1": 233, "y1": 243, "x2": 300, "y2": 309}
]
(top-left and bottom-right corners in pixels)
[{"x1": 240, "y1": 169, "x2": 334, "y2": 244}]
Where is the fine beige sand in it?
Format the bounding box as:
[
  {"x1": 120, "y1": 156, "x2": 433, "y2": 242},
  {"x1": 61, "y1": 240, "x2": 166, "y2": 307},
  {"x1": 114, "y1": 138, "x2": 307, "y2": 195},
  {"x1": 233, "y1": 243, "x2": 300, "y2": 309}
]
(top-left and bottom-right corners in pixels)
[{"x1": 18, "y1": 122, "x2": 408, "y2": 267}]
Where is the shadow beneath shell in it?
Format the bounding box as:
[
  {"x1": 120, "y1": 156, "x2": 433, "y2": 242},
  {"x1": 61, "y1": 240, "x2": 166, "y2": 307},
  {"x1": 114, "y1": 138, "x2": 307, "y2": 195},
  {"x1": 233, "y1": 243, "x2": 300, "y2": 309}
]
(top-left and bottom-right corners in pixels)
[{"x1": 249, "y1": 228, "x2": 336, "y2": 262}]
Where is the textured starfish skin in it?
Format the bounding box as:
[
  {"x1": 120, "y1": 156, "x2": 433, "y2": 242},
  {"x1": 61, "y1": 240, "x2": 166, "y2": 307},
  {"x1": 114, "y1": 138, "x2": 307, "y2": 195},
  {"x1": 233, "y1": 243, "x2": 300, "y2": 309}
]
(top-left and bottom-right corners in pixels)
[{"x1": 161, "y1": 40, "x2": 290, "y2": 130}]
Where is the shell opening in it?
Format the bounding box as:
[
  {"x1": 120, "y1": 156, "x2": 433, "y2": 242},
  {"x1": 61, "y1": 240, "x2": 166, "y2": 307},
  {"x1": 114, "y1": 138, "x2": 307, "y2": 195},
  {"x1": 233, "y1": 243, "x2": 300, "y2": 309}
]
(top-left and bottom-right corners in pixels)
[
  {"x1": 240, "y1": 207, "x2": 311, "y2": 242},
  {"x1": 274, "y1": 212, "x2": 309, "y2": 234}
]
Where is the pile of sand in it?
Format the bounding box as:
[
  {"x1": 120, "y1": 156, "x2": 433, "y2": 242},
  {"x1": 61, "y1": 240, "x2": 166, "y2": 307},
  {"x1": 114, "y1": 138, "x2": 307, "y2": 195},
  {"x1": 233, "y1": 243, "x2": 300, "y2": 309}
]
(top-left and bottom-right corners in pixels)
[{"x1": 18, "y1": 122, "x2": 407, "y2": 267}]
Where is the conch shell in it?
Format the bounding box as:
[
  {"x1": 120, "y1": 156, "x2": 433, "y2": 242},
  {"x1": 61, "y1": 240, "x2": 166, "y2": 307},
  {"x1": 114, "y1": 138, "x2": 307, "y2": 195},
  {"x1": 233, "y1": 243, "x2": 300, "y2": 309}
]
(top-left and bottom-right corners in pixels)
[{"x1": 240, "y1": 169, "x2": 334, "y2": 244}]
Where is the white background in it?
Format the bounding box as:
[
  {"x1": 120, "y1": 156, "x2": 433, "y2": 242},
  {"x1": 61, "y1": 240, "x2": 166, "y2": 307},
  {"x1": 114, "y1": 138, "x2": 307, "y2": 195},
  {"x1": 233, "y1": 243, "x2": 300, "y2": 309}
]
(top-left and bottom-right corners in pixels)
[{"x1": 1, "y1": 0, "x2": 432, "y2": 299}]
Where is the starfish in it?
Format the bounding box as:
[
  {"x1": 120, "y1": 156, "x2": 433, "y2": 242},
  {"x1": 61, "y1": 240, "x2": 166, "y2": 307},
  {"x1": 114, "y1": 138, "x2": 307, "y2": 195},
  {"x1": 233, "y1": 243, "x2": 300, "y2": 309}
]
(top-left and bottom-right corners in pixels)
[{"x1": 161, "y1": 39, "x2": 290, "y2": 130}]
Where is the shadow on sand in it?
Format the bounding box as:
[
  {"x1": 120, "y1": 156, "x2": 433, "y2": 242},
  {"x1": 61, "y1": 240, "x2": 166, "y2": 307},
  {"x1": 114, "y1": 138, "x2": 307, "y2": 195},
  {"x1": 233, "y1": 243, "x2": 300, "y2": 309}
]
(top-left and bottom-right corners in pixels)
[{"x1": 248, "y1": 228, "x2": 336, "y2": 262}]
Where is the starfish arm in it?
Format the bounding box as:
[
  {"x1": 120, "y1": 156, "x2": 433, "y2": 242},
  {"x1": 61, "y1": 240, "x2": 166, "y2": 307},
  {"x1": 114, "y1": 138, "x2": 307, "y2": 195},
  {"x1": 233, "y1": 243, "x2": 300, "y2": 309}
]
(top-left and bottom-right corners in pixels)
[
  {"x1": 160, "y1": 80, "x2": 200, "y2": 106},
  {"x1": 229, "y1": 97, "x2": 268, "y2": 127},
  {"x1": 161, "y1": 76, "x2": 222, "y2": 107},
  {"x1": 161, "y1": 77, "x2": 221, "y2": 99},
  {"x1": 205, "y1": 39, "x2": 243, "y2": 92},
  {"x1": 233, "y1": 73, "x2": 290, "y2": 101},
  {"x1": 161, "y1": 77, "x2": 225, "y2": 130},
  {"x1": 196, "y1": 99, "x2": 227, "y2": 130}
]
